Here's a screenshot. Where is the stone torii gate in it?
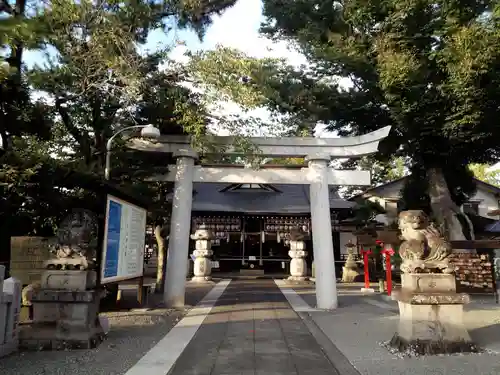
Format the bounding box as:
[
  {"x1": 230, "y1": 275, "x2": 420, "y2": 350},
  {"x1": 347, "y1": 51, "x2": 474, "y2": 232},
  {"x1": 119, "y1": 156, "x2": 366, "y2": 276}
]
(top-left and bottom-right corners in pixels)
[{"x1": 130, "y1": 126, "x2": 391, "y2": 310}]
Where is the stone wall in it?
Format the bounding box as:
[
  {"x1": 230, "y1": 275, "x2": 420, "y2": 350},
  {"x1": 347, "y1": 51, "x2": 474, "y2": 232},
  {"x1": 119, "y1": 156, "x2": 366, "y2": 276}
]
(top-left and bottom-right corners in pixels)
[
  {"x1": 449, "y1": 253, "x2": 495, "y2": 294},
  {"x1": 10, "y1": 237, "x2": 52, "y2": 285}
]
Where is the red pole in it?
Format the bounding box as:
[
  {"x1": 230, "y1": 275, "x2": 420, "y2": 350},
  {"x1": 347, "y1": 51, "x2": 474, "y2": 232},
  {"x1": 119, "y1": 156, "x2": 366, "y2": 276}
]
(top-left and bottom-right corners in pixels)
[
  {"x1": 360, "y1": 248, "x2": 372, "y2": 289},
  {"x1": 381, "y1": 247, "x2": 395, "y2": 296}
]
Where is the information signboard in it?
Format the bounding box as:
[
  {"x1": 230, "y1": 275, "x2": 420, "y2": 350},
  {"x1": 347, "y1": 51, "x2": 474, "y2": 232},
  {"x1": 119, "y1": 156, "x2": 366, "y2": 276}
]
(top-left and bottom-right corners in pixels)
[{"x1": 101, "y1": 194, "x2": 147, "y2": 284}]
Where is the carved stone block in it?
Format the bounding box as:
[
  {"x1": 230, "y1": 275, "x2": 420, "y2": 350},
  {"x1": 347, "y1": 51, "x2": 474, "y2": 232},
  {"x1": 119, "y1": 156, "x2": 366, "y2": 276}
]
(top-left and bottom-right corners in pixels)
[
  {"x1": 31, "y1": 290, "x2": 97, "y2": 303},
  {"x1": 20, "y1": 289, "x2": 104, "y2": 351},
  {"x1": 391, "y1": 273, "x2": 476, "y2": 355},
  {"x1": 41, "y1": 270, "x2": 96, "y2": 290},
  {"x1": 32, "y1": 301, "x2": 98, "y2": 324},
  {"x1": 390, "y1": 300, "x2": 477, "y2": 355},
  {"x1": 401, "y1": 273, "x2": 456, "y2": 294}
]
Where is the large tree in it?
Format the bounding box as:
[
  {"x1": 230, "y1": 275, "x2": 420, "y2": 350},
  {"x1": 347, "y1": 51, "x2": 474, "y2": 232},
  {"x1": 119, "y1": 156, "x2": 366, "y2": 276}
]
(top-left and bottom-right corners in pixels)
[
  {"x1": 0, "y1": 0, "x2": 240, "y2": 281},
  {"x1": 189, "y1": 1, "x2": 500, "y2": 241}
]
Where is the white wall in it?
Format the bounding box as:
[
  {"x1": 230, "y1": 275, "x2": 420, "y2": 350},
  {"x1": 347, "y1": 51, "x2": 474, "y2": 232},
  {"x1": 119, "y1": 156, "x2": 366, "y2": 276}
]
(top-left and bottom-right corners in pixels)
[{"x1": 466, "y1": 189, "x2": 500, "y2": 220}]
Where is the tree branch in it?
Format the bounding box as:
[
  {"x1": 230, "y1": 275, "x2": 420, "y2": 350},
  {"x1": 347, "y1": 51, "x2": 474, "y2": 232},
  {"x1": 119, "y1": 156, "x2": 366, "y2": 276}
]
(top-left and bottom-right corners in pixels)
[
  {"x1": 0, "y1": 0, "x2": 14, "y2": 14},
  {"x1": 55, "y1": 97, "x2": 93, "y2": 165}
]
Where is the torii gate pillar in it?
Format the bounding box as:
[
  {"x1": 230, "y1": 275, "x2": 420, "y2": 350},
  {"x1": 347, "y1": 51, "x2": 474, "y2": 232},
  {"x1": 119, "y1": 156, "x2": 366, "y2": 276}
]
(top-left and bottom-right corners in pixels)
[
  {"x1": 163, "y1": 149, "x2": 197, "y2": 308},
  {"x1": 307, "y1": 153, "x2": 338, "y2": 309}
]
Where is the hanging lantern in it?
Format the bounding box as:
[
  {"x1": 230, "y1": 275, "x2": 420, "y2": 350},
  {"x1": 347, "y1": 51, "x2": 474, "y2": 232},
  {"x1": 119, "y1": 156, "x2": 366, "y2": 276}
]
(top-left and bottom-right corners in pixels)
[{"x1": 261, "y1": 231, "x2": 265, "y2": 243}]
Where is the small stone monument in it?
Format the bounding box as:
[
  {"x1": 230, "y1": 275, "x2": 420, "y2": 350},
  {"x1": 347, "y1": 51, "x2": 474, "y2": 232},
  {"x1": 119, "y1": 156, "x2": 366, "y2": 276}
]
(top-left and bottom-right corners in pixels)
[
  {"x1": 190, "y1": 224, "x2": 214, "y2": 282},
  {"x1": 0, "y1": 265, "x2": 22, "y2": 358},
  {"x1": 389, "y1": 210, "x2": 476, "y2": 355},
  {"x1": 20, "y1": 210, "x2": 105, "y2": 350},
  {"x1": 288, "y1": 227, "x2": 308, "y2": 282},
  {"x1": 341, "y1": 241, "x2": 360, "y2": 282}
]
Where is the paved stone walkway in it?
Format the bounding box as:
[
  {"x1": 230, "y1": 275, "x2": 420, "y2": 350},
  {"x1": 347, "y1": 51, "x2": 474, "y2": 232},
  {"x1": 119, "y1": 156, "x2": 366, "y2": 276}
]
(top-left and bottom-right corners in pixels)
[{"x1": 168, "y1": 280, "x2": 340, "y2": 375}]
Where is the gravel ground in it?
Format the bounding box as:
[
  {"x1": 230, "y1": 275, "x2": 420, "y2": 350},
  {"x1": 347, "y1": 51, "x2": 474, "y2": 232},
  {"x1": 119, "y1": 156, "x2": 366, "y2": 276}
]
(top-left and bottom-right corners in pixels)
[
  {"x1": 0, "y1": 283, "x2": 215, "y2": 375},
  {"x1": 289, "y1": 282, "x2": 500, "y2": 375}
]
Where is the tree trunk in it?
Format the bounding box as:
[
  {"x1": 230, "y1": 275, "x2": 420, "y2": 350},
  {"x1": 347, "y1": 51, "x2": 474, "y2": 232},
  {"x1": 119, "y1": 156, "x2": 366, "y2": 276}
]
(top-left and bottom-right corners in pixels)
[
  {"x1": 427, "y1": 167, "x2": 475, "y2": 252},
  {"x1": 154, "y1": 224, "x2": 166, "y2": 292}
]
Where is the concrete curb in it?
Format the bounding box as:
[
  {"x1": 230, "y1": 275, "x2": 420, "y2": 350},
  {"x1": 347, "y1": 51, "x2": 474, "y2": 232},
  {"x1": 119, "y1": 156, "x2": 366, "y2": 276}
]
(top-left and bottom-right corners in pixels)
[{"x1": 298, "y1": 312, "x2": 361, "y2": 375}]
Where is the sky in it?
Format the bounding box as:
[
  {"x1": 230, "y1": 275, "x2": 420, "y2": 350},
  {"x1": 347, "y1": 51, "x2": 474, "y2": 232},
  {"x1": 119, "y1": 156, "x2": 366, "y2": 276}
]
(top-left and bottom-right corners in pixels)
[
  {"x1": 148, "y1": 0, "x2": 308, "y2": 65},
  {"x1": 24, "y1": 1, "x2": 307, "y2": 74},
  {"x1": 22, "y1": 0, "x2": 336, "y2": 137}
]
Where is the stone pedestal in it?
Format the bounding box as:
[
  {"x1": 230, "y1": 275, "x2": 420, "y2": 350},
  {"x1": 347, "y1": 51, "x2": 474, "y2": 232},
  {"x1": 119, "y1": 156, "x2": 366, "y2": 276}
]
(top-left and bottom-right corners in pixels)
[
  {"x1": 288, "y1": 240, "x2": 308, "y2": 281},
  {"x1": 190, "y1": 226, "x2": 214, "y2": 282},
  {"x1": 390, "y1": 273, "x2": 477, "y2": 355},
  {"x1": 0, "y1": 265, "x2": 22, "y2": 358},
  {"x1": 20, "y1": 270, "x2": 104, "y2": 351}
]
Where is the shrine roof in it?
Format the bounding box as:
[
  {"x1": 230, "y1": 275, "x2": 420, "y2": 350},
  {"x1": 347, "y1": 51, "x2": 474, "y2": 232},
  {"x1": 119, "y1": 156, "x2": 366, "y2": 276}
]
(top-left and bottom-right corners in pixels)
[{"x1": 192, "y1": 183, "x2": 354, "y2": 214}]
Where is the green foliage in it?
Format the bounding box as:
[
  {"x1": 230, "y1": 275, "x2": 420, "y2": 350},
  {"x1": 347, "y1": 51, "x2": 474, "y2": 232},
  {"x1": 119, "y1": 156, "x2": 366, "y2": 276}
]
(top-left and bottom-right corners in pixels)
[
  {"x1": 191, "y1": 1, "x2": 500, "y2": 210},
  {"x1": 468, "y1": 163, "x2": 500, "y2": 187},
  {"x1": 0, "y1": 0, "x2": 239, "y2": 236},
  {"x1": 351, "y1": 199, "x2": 386, "y2": 224},
  {"x1": 260, "y1": 0, "x2": 500, "y2": 201}
]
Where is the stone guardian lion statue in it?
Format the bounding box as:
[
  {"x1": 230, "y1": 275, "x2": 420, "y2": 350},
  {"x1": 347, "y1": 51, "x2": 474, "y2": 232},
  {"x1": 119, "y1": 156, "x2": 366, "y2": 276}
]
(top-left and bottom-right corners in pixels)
[{"x1": 398, "y1": 210, "x2": 454, "y2": 274}]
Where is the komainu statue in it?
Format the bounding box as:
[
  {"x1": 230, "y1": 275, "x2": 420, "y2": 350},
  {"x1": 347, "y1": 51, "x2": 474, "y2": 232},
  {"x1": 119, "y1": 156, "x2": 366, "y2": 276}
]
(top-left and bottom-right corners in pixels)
[
  {"x1": 398, "y1": 210, "x2": 454, "y2": 274},
  {"x1": 46, "y1": 209, "x2": 98, "y2": 270}
]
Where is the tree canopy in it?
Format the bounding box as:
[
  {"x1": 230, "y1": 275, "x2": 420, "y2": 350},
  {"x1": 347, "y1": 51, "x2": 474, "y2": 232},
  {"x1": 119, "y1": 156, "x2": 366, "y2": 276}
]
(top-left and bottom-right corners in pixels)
[
  {"x1": 0, "y1": 0, "x2": 240, "y2": 237},
  {"x1": 188, "y1": 0, "x2": 500, "y2": 240}
]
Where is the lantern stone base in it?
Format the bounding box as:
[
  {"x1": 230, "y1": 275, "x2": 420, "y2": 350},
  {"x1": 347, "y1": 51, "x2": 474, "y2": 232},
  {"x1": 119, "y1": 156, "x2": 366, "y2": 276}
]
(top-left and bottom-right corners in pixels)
[
  {"x1": 341, "y1": 267, "x2": 360, "y2": 283},
  {"x1": 190, "y1": 276, "x2": 214, "y2": 283},
  {"x1": 286, "y1": 275, "x2": 309, "y2": 282},
  {"x1": 389, "y1": 273, "x2": 477, "y2": 355},
  {"x1": 191, "y1": 250, "x2": 213, "y2": 282},
  {"x1": 288, "y1": 243, "x2": 308, "y2": 281}
]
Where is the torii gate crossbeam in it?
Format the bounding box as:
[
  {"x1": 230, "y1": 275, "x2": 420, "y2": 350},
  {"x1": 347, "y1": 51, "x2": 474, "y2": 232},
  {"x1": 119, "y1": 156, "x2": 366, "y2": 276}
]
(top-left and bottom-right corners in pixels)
[{"x1": 133, "y1": 127, "x2": 391, "y2": 310}]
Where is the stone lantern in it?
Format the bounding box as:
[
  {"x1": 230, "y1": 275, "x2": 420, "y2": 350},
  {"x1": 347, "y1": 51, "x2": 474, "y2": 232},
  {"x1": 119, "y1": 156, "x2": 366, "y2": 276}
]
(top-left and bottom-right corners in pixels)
[
  {"x1": 288, "y1": 227, "x2": 308, "y2": 281},
  {"x1": 190, "y1": 224, "x2": 214, "y2": 282},
  {"x1": 341, "y1": 240, "x2": 360, "y2": 282}
]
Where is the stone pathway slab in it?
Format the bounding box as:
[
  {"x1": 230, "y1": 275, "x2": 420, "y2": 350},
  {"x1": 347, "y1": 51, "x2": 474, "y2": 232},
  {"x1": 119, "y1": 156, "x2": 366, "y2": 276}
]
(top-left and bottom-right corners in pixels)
[{"x1": 167, "y1": 280, "x2": 339, "y2": 375}]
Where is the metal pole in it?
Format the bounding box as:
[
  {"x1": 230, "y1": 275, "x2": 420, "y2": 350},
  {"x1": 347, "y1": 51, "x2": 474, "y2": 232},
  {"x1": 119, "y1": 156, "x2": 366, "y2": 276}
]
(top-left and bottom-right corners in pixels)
[
  {"x1": 104, "y1": 138, "x2": 113, "y2": 180},
  {"x1": 104, "y1": 125, "x2": 147, "y2": 180}
]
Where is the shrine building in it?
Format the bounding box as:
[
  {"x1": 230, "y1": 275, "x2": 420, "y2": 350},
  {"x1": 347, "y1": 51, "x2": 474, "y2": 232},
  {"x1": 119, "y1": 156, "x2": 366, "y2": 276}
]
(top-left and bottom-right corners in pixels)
[{"x1": 190, "y1": 178, "x2": 357, "y2": 274}]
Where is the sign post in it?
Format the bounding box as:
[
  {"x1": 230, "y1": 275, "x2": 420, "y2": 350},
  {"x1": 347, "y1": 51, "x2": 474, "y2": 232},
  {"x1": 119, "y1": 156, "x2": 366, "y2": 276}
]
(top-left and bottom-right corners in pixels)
[
  {"x1": 381, "y1": 247, "x2": 395, "y2": 296},
  {"x1": 360, "y1": 248, "x2": 372, "y2": 291},
  {"x1": 101, "y1": 194, "x2": 147, "y2": 284}
]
